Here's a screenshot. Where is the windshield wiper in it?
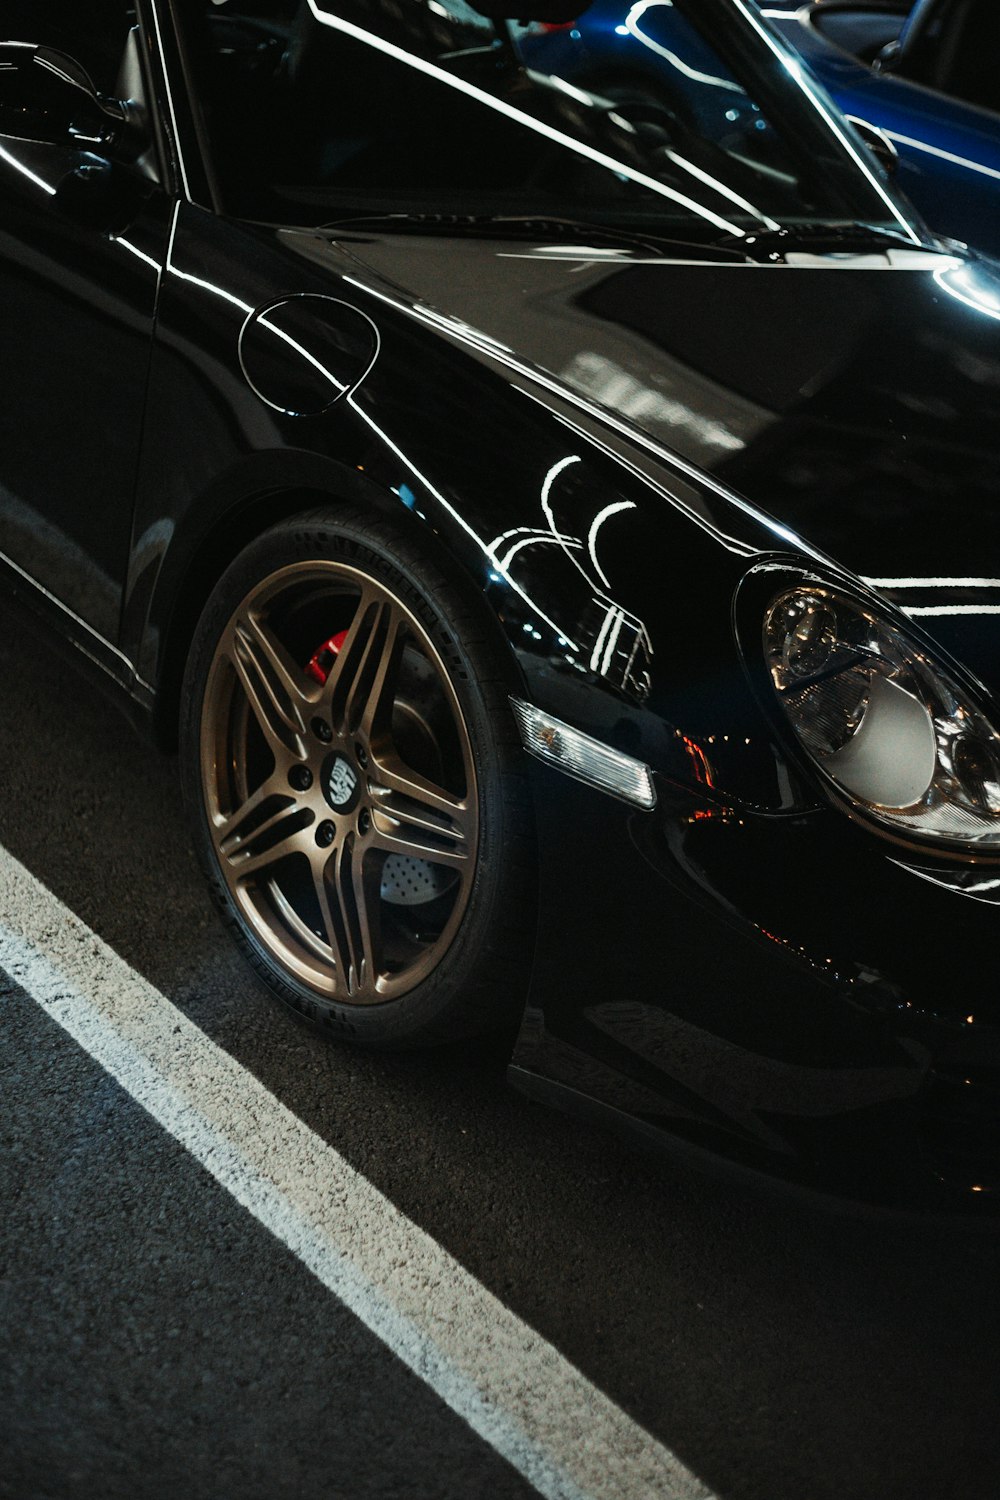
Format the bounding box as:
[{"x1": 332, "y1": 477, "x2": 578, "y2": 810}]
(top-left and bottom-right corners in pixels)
[
  {"x1": 730, "y1": 220, "x2": 929, "y2": 261},
  {"x1": 319, "y1": 211, "x2": 749, "y2": 261},
  {"x1": 321, "y1": 210, "x2": 929, "y2": 264}
]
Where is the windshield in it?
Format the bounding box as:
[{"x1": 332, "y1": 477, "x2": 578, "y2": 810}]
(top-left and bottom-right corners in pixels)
[{"x1": 174, "y1": 0, "x2": 925, "y2": 246}]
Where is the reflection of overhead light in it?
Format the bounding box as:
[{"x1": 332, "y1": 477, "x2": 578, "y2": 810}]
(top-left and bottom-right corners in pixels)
[
  {"x1": 0, "y1": 142, "x2": 55, "y2": 195},
  {"x1": 883, "y1": 127, "x2": 1000, "y2": 184},
  {"x1": 624, "y1": 1, "x2": 742, "y2": 95},
  {"x1": 255, "y1": 310, "x2": 354, "y2": 395},
  {"x1": 585, "y1": 599, "x2": 652, "y2": 696},
  {"x1": 591, "y1": 602, "x2": 624, "y2": 674},
  {"x1": 904, "y1": 605, "x2": 1000, "y2": 618},
  {"x1": 586, "y1": 499, "x2": 636, "y2": 588},
  {"x1": 418, "y1": 304, "x2": 512, "y2": 353},
  {"x1": 889, "y1": 860, "x2": 1000, "y2": 903},
  {"x1": 864, "y1": 576, "x2": 1000, "y2": 589},
  {"x1": 348, "y1": 395, "x2": 575, "y2": 644},
  {"x1": 490, "y1": 455, "x2": 651, "y2": 695},
  {"x1": 170, "y1": 260, "x2": 376, "y2": 405},
  {"x1": 537, "y1": 453, "x2": 606, "y2": 594},
  {"x1": 543, "y1": 72, "x2": 601, "y2": 109},
  {"x1": 171, "y1": 264, "x2": 252, "y2": 314},
  {"x1": 663, "y1": 146, "x2": 778, "y2": 230},
  {"x1": 113, "y1": 237, "x2": 161, "y2": 271},
  {"x1": 541, "y1": 454, "x2": 582, "y2": 515},
  {"x1": 307, "y1": 0, "x2": 744, "y2": 236},
  {"x1": 783, "y1": 249, "x2": 945, "y2": 269},
  {"x1": 532, "y1": 244, "x2": 631, "y2": 258},
  {"x1": 934, "y1": 263, "x2": 1000, "y2": 322},
  {"x1": 781, "y1": 55, "x2": 804, "y2": 85},
  {"x1": 561, "y1": 351, "x2": 745, "y2": 453},
  {"x1": 496, "y1": 529, "x2": 583, "y2": 570}
]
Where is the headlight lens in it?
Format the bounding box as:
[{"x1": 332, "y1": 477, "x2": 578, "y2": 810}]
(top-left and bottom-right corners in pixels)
[{"x1": 764, "y1": 584, "x2": 1000, "y2": 849}]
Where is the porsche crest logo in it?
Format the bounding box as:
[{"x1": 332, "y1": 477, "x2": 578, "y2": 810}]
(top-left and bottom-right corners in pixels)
[{"x1": 326, "y1": 756, "x2": 358, "y2": 810}]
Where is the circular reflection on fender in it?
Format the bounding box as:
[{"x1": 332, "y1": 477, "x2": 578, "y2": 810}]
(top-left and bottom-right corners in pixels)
[{"x1": 238, "y1": 295, "x2": 379, "y2": 416}]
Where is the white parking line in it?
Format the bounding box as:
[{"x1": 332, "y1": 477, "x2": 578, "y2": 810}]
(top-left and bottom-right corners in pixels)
[{"x1": 0, "y1": 844, "x2": 714, "y2": 1500}]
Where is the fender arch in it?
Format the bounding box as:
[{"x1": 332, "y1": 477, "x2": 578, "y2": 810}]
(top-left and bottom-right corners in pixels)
[{"x1": 131, "y1": 449, "x2": 505, "y2": 747}]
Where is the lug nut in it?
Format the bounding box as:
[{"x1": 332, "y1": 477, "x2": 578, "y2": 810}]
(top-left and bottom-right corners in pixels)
[
  {"x1": 312, "y1": 717, "x2": 333, "y2": 744},
  {"x1": 358, "y1": 808, "x2": 371, "y2": 834},
  {"x1": 355, "y1": 742, "x2": 369, "y2": 768},
  {"x1": 315, "y1": 820, "x2": 336, "y2": 848},
  {"x1": 288, "y1": 764, "x2": 313, "y2": 791}
]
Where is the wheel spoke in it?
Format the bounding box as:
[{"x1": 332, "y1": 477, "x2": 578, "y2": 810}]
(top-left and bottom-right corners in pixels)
[
  {"x1": 322, "y1": 591, "x2": 405, "y2": 740},
  {"x1": 217, "y1": 784, "x2": 313, "y2": 878},
  {"x1": 315, "y1": 836, "x2": 379, "y2": 997},
  {"x1": 375, "y1": 753, "x2": 470, "y2": 821},
  {"x1": 370, "y1": 756, "x2": 472, "y2": 868},
  {"x1": 214, "y1": 778, "x2": 279, "y2": 849},
  {"x1": 228, "y1": 610, "x2": 312, "y2": 755}
]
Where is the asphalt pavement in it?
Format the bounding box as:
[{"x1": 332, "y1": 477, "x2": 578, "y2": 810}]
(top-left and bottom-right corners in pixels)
[{"x1": 1, "y1": 604, "x2": 999, "y2": 1500}]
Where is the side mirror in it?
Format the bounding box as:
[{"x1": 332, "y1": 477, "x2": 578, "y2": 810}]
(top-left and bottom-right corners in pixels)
[
  {"x1": 847, "y1": 114, "x2": 899, "y2": 176},
  {"x1": 0, "y1": 42, "x2": 133, "y2": 154}
]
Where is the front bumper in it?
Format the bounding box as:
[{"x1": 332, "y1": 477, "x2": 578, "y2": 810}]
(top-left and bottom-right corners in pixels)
[{"x1": 512, "y1": 759, "x2": 1000, "y2": 1215}]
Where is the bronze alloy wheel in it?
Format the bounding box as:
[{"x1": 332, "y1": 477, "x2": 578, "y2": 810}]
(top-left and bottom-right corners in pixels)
[
  {"x1": 182, "y1": 509, "x2": 535, "y2": 1046},
  {"x1": 199, "y1": 559, "x2": 480, "y2": 1006}
]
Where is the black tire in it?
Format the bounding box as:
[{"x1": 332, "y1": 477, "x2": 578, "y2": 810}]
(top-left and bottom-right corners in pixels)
[{"x1": 179, "y1": 505, "x2": 536, "y2": 1048}]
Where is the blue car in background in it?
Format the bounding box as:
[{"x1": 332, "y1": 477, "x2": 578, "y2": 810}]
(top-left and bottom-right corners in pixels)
[
  {"x1": 519, "y1": 0, "x2": 1000, "y2": 257},
  {"x1": 760, "y1": 1, "x2": 1000, "y2": 255}
]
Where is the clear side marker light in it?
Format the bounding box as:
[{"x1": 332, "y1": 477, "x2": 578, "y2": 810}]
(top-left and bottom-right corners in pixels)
[{"x1": 510, "y1": 698, "x2": 656, "y2": 810}]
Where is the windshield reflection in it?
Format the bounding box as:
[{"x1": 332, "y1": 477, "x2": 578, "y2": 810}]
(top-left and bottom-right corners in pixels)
[{"x1": 178, "y1": 0, "x2": 921, "y2": 242}]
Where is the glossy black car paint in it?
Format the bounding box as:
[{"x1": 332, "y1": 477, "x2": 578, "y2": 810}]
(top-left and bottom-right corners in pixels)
[{"x1": 2, "y1": 0, "x2": 1000, "y2": 1214}]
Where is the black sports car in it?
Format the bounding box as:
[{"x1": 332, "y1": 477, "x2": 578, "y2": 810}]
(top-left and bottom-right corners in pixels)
[{"x1": 3, "y1": 0, "x2": 1000, "y2": 1215}]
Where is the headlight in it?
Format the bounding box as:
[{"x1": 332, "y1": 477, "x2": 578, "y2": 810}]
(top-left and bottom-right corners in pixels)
[{"x1": 763, "y1": 582, "x2": 1000, "y2": 850}]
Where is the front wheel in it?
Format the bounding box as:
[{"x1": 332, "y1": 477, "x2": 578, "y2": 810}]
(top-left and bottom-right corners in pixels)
[{"x1": 179, "y1": 508, "x2": 535, "y2": 1047}]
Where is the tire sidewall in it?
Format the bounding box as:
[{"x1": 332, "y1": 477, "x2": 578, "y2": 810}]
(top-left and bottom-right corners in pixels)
[{"x1": 179, "y1": 507, "x2": 534, "y2": 1048}]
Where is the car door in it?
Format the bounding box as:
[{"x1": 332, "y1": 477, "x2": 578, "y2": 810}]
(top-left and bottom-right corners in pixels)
[{"x1": 0, "y1": 1, "x2": 173, "y2": 673}]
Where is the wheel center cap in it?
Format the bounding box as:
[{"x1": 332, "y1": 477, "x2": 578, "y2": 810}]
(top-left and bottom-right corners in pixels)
[{"x1": 321, "y1": 752, "x2": 360, "y2": 813}]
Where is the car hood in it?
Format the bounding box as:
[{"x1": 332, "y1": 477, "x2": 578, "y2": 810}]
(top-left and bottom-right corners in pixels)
[{"x1": 292, "y1": 226, "x2": 1000, "y2": 693}]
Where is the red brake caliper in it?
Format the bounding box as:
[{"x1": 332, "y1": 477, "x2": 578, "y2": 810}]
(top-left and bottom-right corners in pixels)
[{"x1": 305, "y1": 629, "x2": 348, "y2": 686}]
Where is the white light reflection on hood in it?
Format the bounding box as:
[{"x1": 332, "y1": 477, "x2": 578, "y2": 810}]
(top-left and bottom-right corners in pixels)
[{"x1": 934, "y1": 261, "x2": 1000, "y2": 323}]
